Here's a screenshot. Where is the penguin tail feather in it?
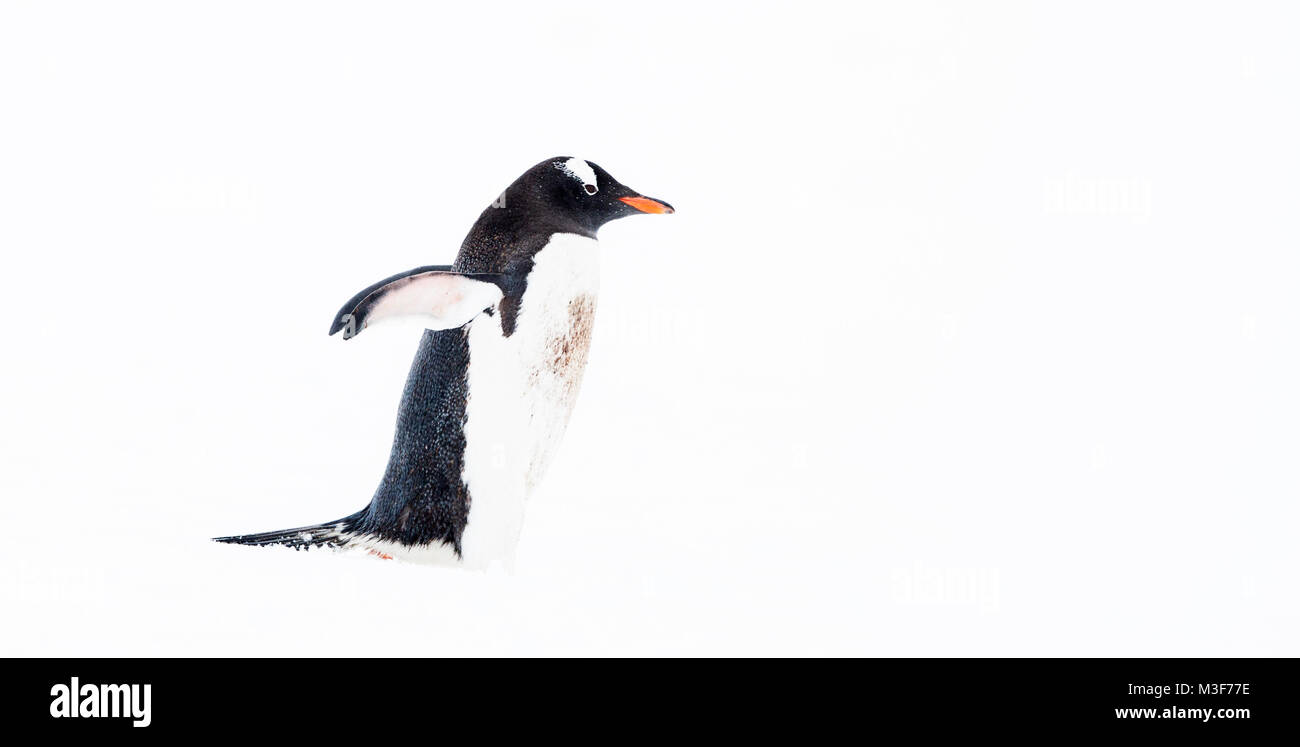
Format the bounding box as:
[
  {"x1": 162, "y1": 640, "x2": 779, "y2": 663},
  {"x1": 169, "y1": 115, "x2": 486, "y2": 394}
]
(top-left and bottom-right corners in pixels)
[{"x1": 212, "y1": 511, "x2": 364, "y2": 551}]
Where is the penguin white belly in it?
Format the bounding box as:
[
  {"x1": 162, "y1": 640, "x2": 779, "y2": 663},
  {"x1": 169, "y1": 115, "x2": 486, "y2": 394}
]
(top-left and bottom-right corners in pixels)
[{"x1": 458, "y1": 232, "x2": 600, "y2": 568}]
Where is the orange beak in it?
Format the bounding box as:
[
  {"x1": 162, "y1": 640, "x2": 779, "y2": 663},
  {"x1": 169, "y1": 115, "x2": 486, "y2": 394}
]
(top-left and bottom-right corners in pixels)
[{"x1": 619, "y1": 195, "x2": 675, "y2": 214}]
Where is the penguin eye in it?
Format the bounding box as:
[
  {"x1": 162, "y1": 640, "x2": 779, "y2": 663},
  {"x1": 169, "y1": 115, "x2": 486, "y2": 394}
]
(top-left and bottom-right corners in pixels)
[{"x1": 584, "y1": 184, "x2": 598, "y2": 195}]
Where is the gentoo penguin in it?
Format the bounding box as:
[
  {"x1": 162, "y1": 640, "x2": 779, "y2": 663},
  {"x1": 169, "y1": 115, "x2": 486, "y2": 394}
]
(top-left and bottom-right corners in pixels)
[{"x1": 215, "y1": 157, "x2": 673, "y2": 567}]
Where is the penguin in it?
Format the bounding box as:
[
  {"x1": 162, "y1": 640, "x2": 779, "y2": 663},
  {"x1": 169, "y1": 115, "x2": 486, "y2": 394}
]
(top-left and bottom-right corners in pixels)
[{"x1": 214, "y1": 157, "x2": 673, "y2": 567}]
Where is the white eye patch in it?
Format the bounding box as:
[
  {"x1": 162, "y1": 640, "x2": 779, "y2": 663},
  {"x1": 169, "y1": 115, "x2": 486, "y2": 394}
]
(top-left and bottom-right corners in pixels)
[{"x1": 555, "y1": 157, "x2": 598, "y2": 194}]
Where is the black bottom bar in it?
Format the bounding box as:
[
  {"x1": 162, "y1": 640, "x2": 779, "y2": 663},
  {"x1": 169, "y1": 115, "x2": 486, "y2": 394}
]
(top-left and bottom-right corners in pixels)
[{"x1": 5, "y1": 658, "x2": 1289, "y2": 735}]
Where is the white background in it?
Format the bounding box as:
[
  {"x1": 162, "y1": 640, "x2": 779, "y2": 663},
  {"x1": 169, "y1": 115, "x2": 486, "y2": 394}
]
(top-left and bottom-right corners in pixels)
[{"x1": 2, "y1": 1, "x2": 1297, "y2": 656}]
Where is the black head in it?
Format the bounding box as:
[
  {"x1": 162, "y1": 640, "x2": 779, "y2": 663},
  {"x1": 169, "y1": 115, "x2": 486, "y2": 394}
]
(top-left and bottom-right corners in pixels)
[{"x1": 495, "y1": 157, "x2": 674, "y2": 238}]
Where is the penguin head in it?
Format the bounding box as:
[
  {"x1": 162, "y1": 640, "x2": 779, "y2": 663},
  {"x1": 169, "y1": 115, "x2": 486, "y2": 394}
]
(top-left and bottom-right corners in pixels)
[{"x1": 509, "y1": 157, "x2": 674, "y2": 236}]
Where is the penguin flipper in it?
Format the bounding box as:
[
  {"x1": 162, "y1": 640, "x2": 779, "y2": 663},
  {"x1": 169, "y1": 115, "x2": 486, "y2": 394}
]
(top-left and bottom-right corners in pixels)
[{"x1": 328, "y1": 266, "x2": 505, "y2": 339}]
